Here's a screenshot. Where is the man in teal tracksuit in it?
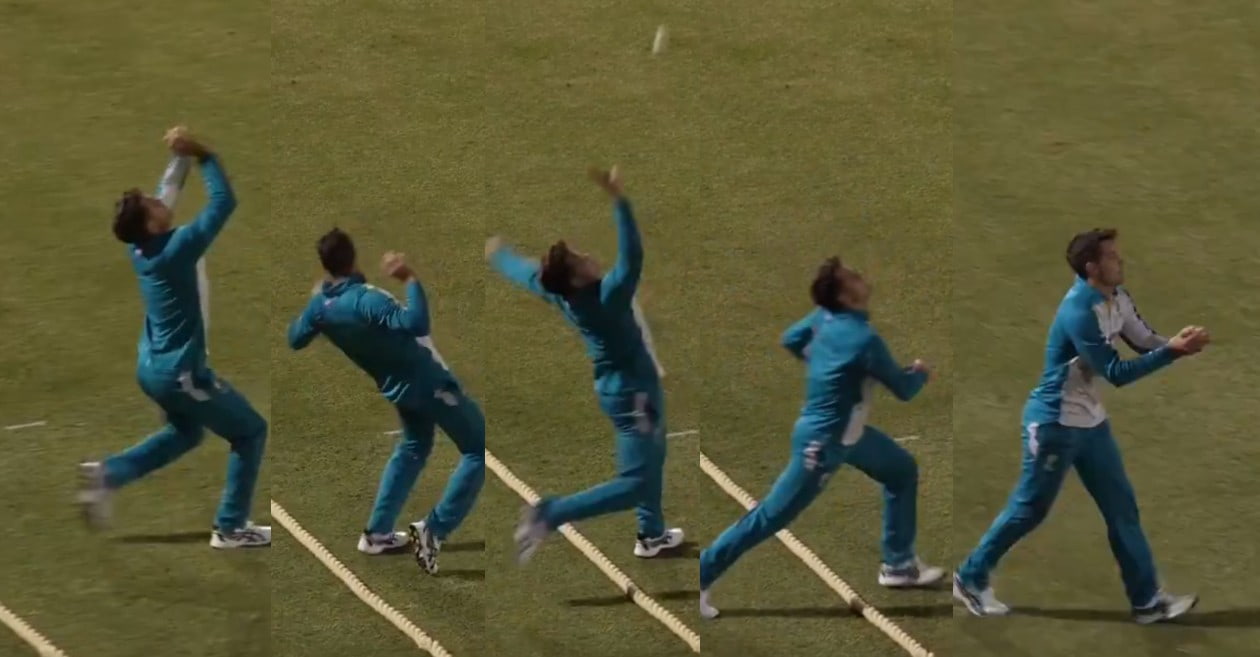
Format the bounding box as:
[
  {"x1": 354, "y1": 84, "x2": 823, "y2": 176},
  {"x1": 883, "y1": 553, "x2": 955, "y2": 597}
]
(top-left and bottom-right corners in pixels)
[
  {"x1": 697, "y1": 256, "x2": 944, "y2": 619},
  {"x1": 487, "y1": 166, "x2": 683, "y2": 563},
  {"x1": 79, "y1": 127, "x2": 270, "y2": 549},
  {"x1": 954, "y1": 228, "x2": 1207, "y2": 624},
  {"x1": 288, "y1": 229, "x2": 485, "y2": 575}
]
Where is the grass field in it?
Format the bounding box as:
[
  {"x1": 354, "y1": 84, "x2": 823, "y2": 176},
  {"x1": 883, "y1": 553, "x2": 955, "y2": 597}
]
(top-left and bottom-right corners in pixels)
[
  {"x1": 678, "y1": 2, "x2": 953, "y2": 656},
  {"x1": 5, "y1": 1, "x2": 1255, "y2": 656},
  {"x1": 273, "y1": 1, "x2": 951, "y2": 656},
  {"x1": 952, "y1": 2, "x2": 1260, "y2": 657},
  {"x1": 0, "y1": 1, "x2": 270, "y2": 656},
  {"x1": 270, "y1": 2, "x2": 488, "y2": 656}
]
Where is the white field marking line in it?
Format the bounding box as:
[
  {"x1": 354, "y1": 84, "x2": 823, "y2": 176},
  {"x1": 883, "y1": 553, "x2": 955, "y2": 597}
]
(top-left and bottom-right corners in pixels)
[
  {"x1": 894, "y1": 435, "x2": 920, "y2": 443},
  {"x1": 0, "y1": 600, "x2": 69, "y2": 657},
  {"x1": 5, "y1": 421, "x2": 46, "y2": 431},
  {"x1": 270, "y1": 500, "x2": 454, "y2": 657},
  {"x1": 699, "y1": 452, "x2": 934, "y2": 657},
  {"x1": 485, "y1": 450, "x2": 700, "y2": 653}
]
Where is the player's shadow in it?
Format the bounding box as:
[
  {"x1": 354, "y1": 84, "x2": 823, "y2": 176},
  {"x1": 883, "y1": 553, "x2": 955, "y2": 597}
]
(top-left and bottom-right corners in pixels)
[
  {"x1": 657, "y1": 541, "x2": 700, "y2": 559},
  {"x1": 567, "y1": 595, "x2": 635, "y2": 607},
  {"x1": 112, "y1": 530, "x2": 207, "y2": 544},
  {"x1": 1018, "y1": 606, "x2": 1260, "y2": 628},
  {"x1": 566, "y1": 590, "x2": 697, "y2": 607},
  {"x1": 444, "y1": 540, "x2": 485, "y2": 553},
  {"x1": 720, "y1": 603, "x2": 951, "y2": 619},
  {"x1": 435, "y1": 569, "x2": 485, "y2": 581}
]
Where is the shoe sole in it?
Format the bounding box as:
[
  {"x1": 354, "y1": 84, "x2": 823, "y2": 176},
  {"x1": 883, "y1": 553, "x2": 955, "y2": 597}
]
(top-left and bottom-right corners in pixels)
[
  {"x1": 953, "y1": 575, "x2": 992, "y2": 617},
  {"x1": 514, "y1": 519, "x2": 548, "y2": 565},
  {"x1": 634, "y1": 531, "x2": 685, "y2": 558},
  {"x1": 210, "y1": 537, "x2": 271, "y2": 549},
  {"x1": 358, "y1": 535, "x2": 411, "y2": 555},
  {"x1": 880, "y1": 569, "x2": 947, "y2": 589},
  {"x1": 409, "y1": 525, "x2": 439, "y2": 575},
  {"x1": 1135, "y1": 596, "x2": 1199, "y2": 625}
]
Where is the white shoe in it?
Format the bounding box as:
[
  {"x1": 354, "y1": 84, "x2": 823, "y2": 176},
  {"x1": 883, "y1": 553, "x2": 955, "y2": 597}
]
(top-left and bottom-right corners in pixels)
[
  {"x1": 514, "y1": 505, "x2": 549, "y2": 565},
  {"x1": 878, "y1": 557, "x2": 946, "y2": 588},
  {"x1": 953, "y1": 573, "x2": 1010, "y2": 617},
  {"x1": 1134, "y1": 591, "x2": 1198, "y2": 625},
  {"x1": 210, "y1": 522, "x2": 272, "y2": 549},
  {"x1": 408, "y1": 521, "x2": 442, "y2": 575},
  {"x1": 76, "y1": 461, "x2": 112, "y2": 531},
  {"x1": 699, "y1": 588, "x2": 720, "y2": 620},
  {"x1": 357, "y1": 530, "x2": 410, "y2": 555},
  {"x1": 634, "y1": 528, "x2": 684, "y2": 558}
]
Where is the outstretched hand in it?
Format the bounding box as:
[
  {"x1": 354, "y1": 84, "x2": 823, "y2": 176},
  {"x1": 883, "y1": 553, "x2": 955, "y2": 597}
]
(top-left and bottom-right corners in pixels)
[
  {"x1": 1168, "y1": 325, "x2": 1210, "y2": 355},
  {"x1": 588, "y1": 165, "x2": 624, "y2": 198},
  {"x1": 164, "y1": 125, "x2": 209, "y2": 159},
  {"x1": 381, "y1": 251, "x2": 414, "y2": 282},
  {"x1": 484, "y1": 236, "x2": 503, "y2": 261}
]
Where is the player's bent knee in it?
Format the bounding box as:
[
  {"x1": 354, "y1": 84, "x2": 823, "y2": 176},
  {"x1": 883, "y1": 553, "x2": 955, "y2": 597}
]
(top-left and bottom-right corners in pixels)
[
  {"x1": 238, "y1": 415, "x2": 267, "y2": 446},
  {"x1": 397, "y1": 440, "x2": 432, "y2": 463},
  {"x1": 895, "y1": 456, "x2": 919, "y2": 487},
  {"x1": 1022, "y1": 500, "x2": 1053, "y2": 525},
  {"x1": 180, "y1": 426, "x2": 207, "y2": 447}
]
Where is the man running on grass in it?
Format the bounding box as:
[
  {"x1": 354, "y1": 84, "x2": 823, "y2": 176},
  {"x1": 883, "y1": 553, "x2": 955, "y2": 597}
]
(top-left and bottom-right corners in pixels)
[
  {"x1": 954, "y1": 228, "x2": 1207, "y2": 624},
  {"x1": 698, "y1": 256, "x2": 944, "y2": 619}
]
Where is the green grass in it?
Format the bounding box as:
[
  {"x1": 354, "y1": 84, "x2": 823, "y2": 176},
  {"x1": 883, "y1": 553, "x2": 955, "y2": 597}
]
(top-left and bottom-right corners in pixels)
[
  {"x1": 953, "y1": 2, "x2": 1260, "y2": 656},
  {"x1": 270, "y1": 1, "x2": 488, "y2": 655},
  {"x1": 677, "y1": 2, "x2": 953, "y2": 656},
  {"x1": 272, "y1": 0, "x2": 950, "y2": 655},
  {"x1": 0, "y1": 1, "x2": 269, "y2": 656},
  {"x1": 6, "y1": 0, "x2": 1254, "y2": 655}
]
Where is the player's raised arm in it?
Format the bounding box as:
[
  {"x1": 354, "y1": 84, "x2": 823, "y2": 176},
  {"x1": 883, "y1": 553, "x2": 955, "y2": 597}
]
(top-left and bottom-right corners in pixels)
[
  {"x1": 165, "y1": 127, "x2": 238, "y2": 260},
  {"x1": 287, "y1": 301, "x2": 322, "y2": 351},
  {"x1": 1063, "y1": 308, "x2": 1195, "y2": 387},
  {"x1": 593, "y1": 167, "x2": 643, "y2": 307},
  {"x1": 359, "y1": 252, "x2": 431, "y2": 336},
  {"x1": 1117, "y1": 288, "x2": 1167, "y2": 354},
  {"x1": 865, "y1": 333, "x2": 929, "y2": 402},
  {"x1": 781, "y1": 309, "x2": 821, "y2": 360},
  {"x1": 486, "y1": 236, "x2": 559, "y2": 301}
]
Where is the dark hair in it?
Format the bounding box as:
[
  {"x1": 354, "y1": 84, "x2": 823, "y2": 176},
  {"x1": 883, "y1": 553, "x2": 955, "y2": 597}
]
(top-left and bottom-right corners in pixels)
[
  {"x1": 810, "y1": 256, "x2": 845, "y2": 311},
  {"x1": 318, "y1": 228, "x2": 356, "y2": 276},
  {"x1": 112, "y1": 189, "x2": 149, "y2": 244},
  {"x1": 539, "y1": 241, "x2": 575, "y2": 296},
  {"x1": 1066, "y1": 228, "x2": 1117, "y2": 278}
]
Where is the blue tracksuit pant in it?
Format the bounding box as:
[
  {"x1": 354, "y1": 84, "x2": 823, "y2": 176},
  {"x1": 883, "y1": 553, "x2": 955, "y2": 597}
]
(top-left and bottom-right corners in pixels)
[
  {"x1": 104, "y1": 368, "x2": 267, "y2": 532},
  {"x1": 537, "y1": 388, "x2": 668, "y2": 539},
  {"x1": 700, "y1": 424, "x2": 919, "y2": 589},
  {"x1": 957, "y1": 420, "x2": 1159, "y2": 607},
  {"x1": 366, "y1": 389, "x2": 486, "y2": 540}
]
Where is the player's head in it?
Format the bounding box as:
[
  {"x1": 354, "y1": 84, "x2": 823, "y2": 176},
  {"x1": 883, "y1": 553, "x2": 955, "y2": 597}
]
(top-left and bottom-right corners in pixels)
[
  {"x1": 539, "y1": 240, "x2": 601, "y2": 297},
  {"x1": 112, "y1": 188, "x2": 173, "y2": 244},
  {"x1": 1066, "y1": 228, "x2": 1122, "y2": 287},
  {"x1": 811, "y1": 256, "x2": 870, "y2": 311},
  {"x1": 318, "y1": 227, "x2": 357, "y2": 277}
]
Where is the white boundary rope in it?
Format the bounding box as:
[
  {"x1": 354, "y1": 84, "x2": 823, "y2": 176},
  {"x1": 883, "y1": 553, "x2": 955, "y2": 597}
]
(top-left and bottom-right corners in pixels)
[
  {"x1": 699, "y1": 452, "x2": 934, "y2": 657},
  {"x1": 0, "y1": 601, "x2": 69, "y2": 657},
  {"x1": 485, "y1": 450, "x2": 700, "y2": 653},
  {"x1": 271, "y1": 500, "x2": 454, "y2": 656}
]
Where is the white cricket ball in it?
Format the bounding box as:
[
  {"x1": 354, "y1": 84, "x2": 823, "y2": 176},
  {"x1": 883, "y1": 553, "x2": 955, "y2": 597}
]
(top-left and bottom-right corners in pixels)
[{"x1": 652, "y1": 25, "x2": 668, "y2": 55}]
